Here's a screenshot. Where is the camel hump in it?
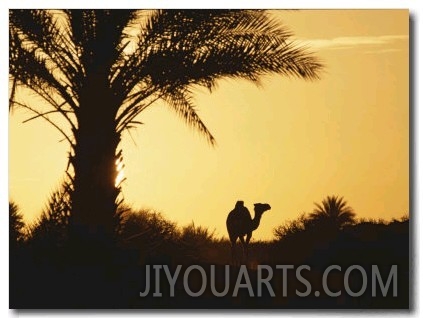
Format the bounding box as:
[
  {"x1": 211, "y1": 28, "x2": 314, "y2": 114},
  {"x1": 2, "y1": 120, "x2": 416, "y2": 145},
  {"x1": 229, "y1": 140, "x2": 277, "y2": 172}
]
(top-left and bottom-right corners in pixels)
[
  {"x1": 226, "y1": 202, "x2": 252, "y2": 234},
  {"x1": 227, "y1": 207, "x2": 251, "y2": 222},
  {"x1": 228, "y1": 200, "x2": 251, "y2": 220}
]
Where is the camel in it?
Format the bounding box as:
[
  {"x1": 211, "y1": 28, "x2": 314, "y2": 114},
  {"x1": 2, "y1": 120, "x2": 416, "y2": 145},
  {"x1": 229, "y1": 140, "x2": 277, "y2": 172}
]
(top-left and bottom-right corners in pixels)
[{"x1": 226, "y1": 201, "x2": 271, "y2": 264}]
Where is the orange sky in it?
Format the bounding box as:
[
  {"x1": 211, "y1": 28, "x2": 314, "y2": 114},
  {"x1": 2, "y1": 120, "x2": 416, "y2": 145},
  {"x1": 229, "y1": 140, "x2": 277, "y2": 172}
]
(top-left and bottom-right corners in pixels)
[{"x1": 9, "y1": 10, "x2": 409, "y2": 241}]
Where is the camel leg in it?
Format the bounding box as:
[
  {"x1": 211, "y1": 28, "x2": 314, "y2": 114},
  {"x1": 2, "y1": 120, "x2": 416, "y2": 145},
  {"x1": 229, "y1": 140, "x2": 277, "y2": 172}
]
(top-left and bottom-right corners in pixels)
[
  {"x1": 243, "y1": 232, "x2": 252, "y2": 262},
  {"x1": 229, "y1": 236, "x2": 237, "y2": 266},
  {"x1": 239, "y1": 235, "x2": 247, "y2": 264}
]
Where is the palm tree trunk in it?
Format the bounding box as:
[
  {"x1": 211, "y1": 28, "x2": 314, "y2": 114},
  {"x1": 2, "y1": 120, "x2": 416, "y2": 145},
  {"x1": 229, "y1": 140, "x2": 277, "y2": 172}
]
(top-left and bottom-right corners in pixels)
[{"x1": 69, "y1": 81, "x2": 121, "y2": 249}]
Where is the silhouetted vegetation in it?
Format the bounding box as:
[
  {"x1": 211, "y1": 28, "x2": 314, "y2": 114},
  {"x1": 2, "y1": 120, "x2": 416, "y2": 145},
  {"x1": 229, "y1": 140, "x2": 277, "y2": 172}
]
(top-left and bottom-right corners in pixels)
[
  {"x1": 9, "y1": 201, "x2": 25, "y2": 247},
  {"x1": 10, "y1": 193, "x2": 409, "y2": 309},
  {"x1": 309, "y1": 195, "x2": 356, "y2": 230},
  {"x1": 27, "y1": 183, "x2": 71, "y2": 249},
  {"x1": 179, "y1": 222, "x2": 217, "y2": 263},
  {"x1": 274, "y1": 212, "x2": 310, "y2": 240},
  {"x1": 272, "y1": 207, "x2": 408, "y2": 265}
]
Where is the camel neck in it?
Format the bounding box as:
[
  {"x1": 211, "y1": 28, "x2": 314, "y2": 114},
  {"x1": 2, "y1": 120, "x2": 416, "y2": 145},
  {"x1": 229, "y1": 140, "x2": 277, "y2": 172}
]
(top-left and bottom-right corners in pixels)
[{"x1": 251, "y1": 211, "x2": 262, "y2": 231}]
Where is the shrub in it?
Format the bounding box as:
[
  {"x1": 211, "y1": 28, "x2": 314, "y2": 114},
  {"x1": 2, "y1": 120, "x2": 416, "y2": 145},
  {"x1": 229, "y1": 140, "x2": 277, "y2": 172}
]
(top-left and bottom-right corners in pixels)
[{"x1": 9, "y1": 201, "x2": 26, "y2": 246}]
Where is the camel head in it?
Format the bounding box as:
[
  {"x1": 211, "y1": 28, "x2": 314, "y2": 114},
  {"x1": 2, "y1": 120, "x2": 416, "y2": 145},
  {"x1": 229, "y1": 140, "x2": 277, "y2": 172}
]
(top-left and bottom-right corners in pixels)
[{"x1": 254, "y1": 203, "x2": 271, "y2": 216}]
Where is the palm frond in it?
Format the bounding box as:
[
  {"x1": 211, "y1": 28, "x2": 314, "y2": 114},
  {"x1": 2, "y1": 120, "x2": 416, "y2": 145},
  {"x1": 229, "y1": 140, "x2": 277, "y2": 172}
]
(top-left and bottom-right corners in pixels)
[
  {"x1": 137, "y1": 10, "x2": 321, "y2": 87},
  {"x1": 111, "y1": 9, "x2": 322, "y2": 140},
  {"x1": 66, "y1": 10, "x2": 138, "y2": 75},
  {"x1": 161, "y1": 88, "x2": 216, "y2": 145},
  {"x1": 12, "y1": 100, "x2": 74, "y2": 146},
  {"x1": 10, "y1": 10, "x2": 82, "y2": 104}
]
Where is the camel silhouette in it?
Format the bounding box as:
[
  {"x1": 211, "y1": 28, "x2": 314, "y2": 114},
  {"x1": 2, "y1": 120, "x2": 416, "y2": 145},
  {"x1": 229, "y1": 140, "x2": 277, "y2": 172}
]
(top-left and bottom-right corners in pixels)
[{"x1": 226, "y1": 201, "x2": 271, "y2": 264}]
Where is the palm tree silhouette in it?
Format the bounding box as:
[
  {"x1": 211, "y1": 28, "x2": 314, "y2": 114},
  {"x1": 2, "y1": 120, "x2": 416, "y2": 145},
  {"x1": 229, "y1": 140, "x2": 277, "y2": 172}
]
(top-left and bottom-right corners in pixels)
[
  {"x1": 309, "y1": 195, "x2": 356, "y2": 230},
  {"x1": 9, "y1": 10, "x2": 323, "y2": 245}
]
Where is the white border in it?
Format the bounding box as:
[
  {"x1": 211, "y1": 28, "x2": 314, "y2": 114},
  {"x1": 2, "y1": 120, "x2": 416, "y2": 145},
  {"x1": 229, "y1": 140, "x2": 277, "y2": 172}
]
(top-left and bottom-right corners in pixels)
[{"x1": 2, "y1": 1, "x2": 420, "y2": 318}]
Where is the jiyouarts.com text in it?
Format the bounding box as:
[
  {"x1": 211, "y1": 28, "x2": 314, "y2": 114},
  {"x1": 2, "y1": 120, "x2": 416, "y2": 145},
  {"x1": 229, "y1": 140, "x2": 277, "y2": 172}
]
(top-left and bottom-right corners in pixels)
[{"x1": 138, "y1": 264, "x2": 397, "y2": 298}]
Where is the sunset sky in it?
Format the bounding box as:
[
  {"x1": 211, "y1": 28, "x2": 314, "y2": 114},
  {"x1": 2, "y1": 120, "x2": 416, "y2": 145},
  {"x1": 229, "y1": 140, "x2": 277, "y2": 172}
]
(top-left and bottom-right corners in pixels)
[{"x1": 8, "y1": 9, "x2": 409, "y2": 241}]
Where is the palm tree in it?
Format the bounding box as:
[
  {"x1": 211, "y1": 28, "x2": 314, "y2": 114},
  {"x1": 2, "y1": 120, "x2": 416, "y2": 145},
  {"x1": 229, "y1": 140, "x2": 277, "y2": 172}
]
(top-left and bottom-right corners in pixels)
[
  {"x1": 9, "y1": 10, "x2": 323, "y2": 245},
  {"x1": 309, "y1": 195, "x2": 356, "y2": 230}
]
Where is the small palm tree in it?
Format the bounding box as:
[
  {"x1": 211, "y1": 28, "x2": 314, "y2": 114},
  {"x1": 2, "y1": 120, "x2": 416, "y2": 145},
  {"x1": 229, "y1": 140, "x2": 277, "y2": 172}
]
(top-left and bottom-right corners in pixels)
[{"x1": 309, "y1": 195, "x2": 356, "y2": 230}]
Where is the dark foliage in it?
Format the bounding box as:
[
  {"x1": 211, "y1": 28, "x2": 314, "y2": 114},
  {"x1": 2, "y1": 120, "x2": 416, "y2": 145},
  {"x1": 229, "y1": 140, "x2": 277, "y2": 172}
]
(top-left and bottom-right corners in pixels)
[
  {"x1": 27, "y1": 182, "x2": 71, "y2": 248},
  {"x1": 9, "y1": 201, "x2": 25, "y2": 247},
  {"x1": 119, "y1": 208, "x2": 179, "y2": 264},
  {"x1": 309, "y1": 195, "x2": 356, "y2": 230},
  {"x1": 11, "y1": 194, "x2": 408, "y2": 309}
]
